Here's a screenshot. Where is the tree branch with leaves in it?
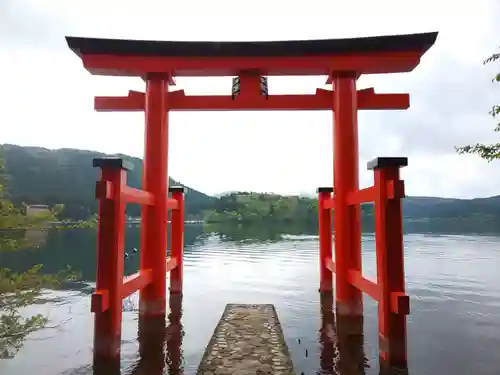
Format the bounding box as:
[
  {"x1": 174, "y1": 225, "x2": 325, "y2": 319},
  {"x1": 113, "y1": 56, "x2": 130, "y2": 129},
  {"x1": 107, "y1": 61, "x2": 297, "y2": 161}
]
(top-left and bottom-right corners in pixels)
[
  {"x1": 456, "y1": 49, "x2": 500, "y2": 161},
  {"x1": 0, "y1": 160, "x2": 81, "y2": 358}
]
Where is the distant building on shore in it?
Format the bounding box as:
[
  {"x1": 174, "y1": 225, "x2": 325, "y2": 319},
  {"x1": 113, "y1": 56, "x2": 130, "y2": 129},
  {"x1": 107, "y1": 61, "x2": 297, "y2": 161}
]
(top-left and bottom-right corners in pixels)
[{"x1": 26, "y1": 204, "x2": 50, "y2": 217}]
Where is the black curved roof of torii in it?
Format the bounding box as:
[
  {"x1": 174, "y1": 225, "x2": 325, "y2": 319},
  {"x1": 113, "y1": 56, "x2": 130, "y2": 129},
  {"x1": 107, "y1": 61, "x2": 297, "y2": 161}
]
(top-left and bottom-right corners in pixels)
[{"x1": 65, "y1": 32, "x2": 438, "y2": 58}]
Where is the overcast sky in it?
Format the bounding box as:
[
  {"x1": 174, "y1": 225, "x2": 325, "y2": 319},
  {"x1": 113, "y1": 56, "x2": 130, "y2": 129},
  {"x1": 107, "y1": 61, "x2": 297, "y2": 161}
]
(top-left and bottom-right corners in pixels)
[{"x1": 1, "y1": 0, "x2": 499, "y2": 198}]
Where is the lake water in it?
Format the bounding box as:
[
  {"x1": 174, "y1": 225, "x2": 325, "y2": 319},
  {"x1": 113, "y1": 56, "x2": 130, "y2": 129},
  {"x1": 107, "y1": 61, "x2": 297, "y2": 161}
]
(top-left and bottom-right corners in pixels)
[{"x1": 0, "y1": 222, "x2": 499, "y2": 375}]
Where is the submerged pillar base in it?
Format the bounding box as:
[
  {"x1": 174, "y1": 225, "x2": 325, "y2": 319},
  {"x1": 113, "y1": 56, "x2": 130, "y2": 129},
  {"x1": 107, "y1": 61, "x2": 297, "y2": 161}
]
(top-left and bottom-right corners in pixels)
[
  {"x1": 93, "y1": 333, "x2": 121, "y2": 365},
  {"x1": 335, "y1": 300, "x2": 364, "y2": 317},
  {"x1": 336, "y1": 311, "x2": 365, "y2": 375},
  {"x1": 319, "y1": 280, "x2": 333, "y2": 293},
  {"x1": 139, "y1": 297, "x2": 166, "y2": 317},
  {"x1": 379, "y1": 334, "x2": 409, "y2": 373},
  {"x1": 169, "y1": 281, "x2": 183, "y2": 295},
  {"x1": 93, "y1": 357, "x2": 120, "y2": 375}
]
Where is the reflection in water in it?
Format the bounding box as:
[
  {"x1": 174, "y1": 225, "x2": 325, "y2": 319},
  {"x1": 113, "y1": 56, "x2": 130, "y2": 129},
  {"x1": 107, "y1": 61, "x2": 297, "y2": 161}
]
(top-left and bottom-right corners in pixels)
[
  {"x1": 319, "y1": 292, "x2": 340, "y2": 375},
  {"x1": 132, "y1": 315, "x2": 166, "y2": 375},
  {"x1": 0, "y1": 225, "x2": 207, "y2": 282},
  {"x1": 206, "y1": 222, "x2": 317, "y2": 243},
  {"x1": 165, "y1": 294, "x2": 184, "y2": 375},
  {"x1": 319, "y1": 292, "x2": 369, "y2": 375},
  {"x1": 335, "y1": 312, "x2": 368, "y2": 375},
  {"x1": 24, "y1": 229, "x2": 49, "y2": 248},
  {"x1": 93, "y1": 294, "x2": 184, "y2": 375}
]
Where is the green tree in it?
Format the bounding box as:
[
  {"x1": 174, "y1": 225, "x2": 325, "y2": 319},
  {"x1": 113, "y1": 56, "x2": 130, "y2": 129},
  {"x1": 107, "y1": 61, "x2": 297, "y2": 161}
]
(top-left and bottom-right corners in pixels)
[
  {"x1": 204, "y1": 192, "x2": 319, "y2": 224},
  {"x1": 0, "y1": 160, "x2": 78, "y2": 358},
  {"x1": 456, "y1": 48, "x2": 500, "y2": 160}
]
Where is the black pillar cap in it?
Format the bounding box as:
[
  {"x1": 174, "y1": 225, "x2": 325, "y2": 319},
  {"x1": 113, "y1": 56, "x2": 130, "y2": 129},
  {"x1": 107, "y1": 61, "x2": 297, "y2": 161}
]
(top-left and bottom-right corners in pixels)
[
  {"x1": 317, "y1": 187, "x2": 334, "y2": 193},
  {"x1": 92, "y1": 157, "x2": 134, "y2": 172},
  {"x1": 169, "y1": 186, "x2": 185, "y2": 193},
  {"x1": 367, "y1": 157, "x2": 408, "y2": 171}
]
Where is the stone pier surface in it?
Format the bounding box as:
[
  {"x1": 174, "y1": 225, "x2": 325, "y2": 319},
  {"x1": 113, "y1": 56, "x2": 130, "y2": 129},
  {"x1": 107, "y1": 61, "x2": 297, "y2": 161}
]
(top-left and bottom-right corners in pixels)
[{"x1": 197, "y1": 304, "x2": 295, "y2": 375}]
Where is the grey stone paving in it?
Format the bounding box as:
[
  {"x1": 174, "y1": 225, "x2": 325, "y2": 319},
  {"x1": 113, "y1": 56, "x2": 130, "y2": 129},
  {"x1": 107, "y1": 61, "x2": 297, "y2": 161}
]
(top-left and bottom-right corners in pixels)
[{"x1": 197, "y1": 304, "x2": 295, "y2": 375}]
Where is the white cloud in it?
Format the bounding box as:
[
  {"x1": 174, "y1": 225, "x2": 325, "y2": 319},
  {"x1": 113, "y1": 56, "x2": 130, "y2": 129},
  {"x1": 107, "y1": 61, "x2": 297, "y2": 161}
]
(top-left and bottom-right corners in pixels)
[{"x1": 0, "y1": 0, "x2": 499, "y2": 197}]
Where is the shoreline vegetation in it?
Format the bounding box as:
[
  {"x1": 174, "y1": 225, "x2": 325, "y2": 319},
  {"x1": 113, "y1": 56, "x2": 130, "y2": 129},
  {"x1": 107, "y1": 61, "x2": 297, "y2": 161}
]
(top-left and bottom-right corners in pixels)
[{"x1": 203, "y1": 192, "x2": 318, "y2": 224}]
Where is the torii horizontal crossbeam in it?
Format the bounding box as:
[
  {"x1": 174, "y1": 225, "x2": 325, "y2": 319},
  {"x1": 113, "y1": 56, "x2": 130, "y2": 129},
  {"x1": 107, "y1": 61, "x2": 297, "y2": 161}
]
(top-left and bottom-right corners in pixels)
[
  {"x1": 66, "y1": 32, "x2": 438, "y2": 77},
  {"x1": 94, "y1": 88, "x2": 409, "y2": 112}
]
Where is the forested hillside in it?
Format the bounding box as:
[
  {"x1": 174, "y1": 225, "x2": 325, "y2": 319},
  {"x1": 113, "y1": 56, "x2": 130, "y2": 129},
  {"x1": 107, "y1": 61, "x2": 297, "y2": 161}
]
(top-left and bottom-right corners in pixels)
[
  {"x1": 0, "y1": 144, "x2": 214, "y2": 220},
  {"x1": 402, "y1": 196, "x2": 500, "y2": 220}
]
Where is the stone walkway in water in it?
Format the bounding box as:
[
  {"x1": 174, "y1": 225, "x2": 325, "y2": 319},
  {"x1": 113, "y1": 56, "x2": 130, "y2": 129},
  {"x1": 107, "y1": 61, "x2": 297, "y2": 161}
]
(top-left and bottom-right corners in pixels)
[{"x1": 197, "y1": 304, "x2": 295, "y2": 375}]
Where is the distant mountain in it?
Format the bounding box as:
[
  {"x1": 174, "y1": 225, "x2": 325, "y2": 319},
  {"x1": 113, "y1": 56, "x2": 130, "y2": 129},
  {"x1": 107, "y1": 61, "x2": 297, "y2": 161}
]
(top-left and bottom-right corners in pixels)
[
  {"x1": 287, "y1": 190, "x2": 500, "y2": 221},
  {"x1": 402, "y1": 195, "x2": 500, "y2": 220},
  {"x1": 0, "y1": 144, "x2": 214, "y2": 220}
]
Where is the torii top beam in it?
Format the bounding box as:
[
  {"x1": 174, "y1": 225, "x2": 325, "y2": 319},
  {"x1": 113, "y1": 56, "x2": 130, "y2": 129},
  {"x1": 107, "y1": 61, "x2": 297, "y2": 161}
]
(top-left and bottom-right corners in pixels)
[{"x1": 65, "y1": 32, "x2": 438, "y2": 78}]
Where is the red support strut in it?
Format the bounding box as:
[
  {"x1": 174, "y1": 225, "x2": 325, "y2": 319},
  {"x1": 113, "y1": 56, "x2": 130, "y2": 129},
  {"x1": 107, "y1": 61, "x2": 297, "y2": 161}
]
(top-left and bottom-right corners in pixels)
[
  {"x1": 169, "y1": 186, "x2": 185, "y2": 294},
  {"x1": 91, "y1": 157, "x2": 186, "y2": 362},
  {"x1": 370, "y1": 157, "x2": 409, "y2": 369},
  {"x1": 318, "y1": 187, "x2": 334, "y2": 292},
  {"x1": 316, "y1": 156, "x2": 409, "y2": 370},
  {"x1": 92, "y1": 158, "x2": 129, "y2": 361}
]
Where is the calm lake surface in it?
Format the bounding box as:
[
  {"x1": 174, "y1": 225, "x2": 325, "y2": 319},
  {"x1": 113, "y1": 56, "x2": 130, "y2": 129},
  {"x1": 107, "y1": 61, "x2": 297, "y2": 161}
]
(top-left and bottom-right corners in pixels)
[{"x1": 0, "y1": 222, "x2": 499, "y2": 375}]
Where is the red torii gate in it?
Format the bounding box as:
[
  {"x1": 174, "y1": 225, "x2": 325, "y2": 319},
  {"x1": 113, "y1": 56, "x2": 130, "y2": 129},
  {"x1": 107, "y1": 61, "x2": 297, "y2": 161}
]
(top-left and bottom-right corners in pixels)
[{"x1": 66, "y1": 31, "x2": 437, "y2": 370}]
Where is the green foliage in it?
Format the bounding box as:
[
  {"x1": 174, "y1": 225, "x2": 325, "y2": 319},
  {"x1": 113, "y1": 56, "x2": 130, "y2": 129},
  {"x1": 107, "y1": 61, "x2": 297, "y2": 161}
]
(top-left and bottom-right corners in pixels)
[
  {"x1": 456, "y1": 48, "x2": 500, "y2": 161},
  {"x1": 0, "y1": 313, "x2": 47, "y2": 358},
  {"x1": 1, "y1": 265, "x2": 65, "y2": 308},
  {"x1": 205, "y1": 192, "x2": 318, "y2": 224},
  {"x1": 0, "y1": 264, "x2": 79, "y2": 358},
  {"x1": 0, "y1": 159, "x2": 80, "y2": 358}
]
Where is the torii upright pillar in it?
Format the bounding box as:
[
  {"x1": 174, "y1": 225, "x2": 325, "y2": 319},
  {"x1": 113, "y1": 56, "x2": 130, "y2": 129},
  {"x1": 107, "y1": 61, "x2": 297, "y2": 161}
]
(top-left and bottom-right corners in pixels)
[
  {"x1": 139, "y1": 74, "x2": 170, "y2": 318},
  {"x1": 333, "y1": 74, "x2": 363, "y2": 316}
]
